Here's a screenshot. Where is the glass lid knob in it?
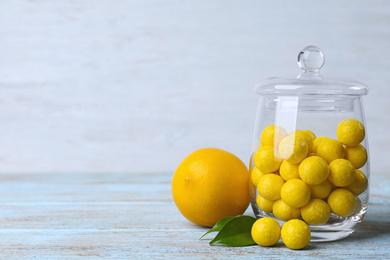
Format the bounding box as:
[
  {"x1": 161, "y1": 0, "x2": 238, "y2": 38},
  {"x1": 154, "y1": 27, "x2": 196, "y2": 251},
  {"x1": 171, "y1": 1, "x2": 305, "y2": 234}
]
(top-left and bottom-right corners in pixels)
[{"x1": 297, "y1": 45, "x2": 325, "y2": 73}]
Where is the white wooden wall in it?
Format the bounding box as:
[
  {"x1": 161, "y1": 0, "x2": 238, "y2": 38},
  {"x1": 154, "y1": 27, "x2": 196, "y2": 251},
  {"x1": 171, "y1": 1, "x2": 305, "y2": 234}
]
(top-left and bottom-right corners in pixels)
[{"x1": 0, "y1": 1, "x2": 389, "y2": 175}]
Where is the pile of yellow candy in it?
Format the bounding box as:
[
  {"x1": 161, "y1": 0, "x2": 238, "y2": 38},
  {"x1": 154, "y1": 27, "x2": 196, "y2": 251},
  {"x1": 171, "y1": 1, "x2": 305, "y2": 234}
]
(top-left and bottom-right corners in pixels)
[{"x1": 252, "y1": 119, "x2": 368, "y2": 226}]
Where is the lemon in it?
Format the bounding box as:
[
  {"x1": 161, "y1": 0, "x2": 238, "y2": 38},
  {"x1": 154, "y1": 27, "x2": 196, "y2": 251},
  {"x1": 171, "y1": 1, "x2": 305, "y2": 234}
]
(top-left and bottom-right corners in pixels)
[
  {"x1": 298, "y1": 156, "x2": 329, "y2": 185},
  {"x1": 301, "y1": 198, "x2": 331, "y2": 225},
  {"x1": 328, "y1": 159, "x2": 356, "y2": 187},
  {"x1": 337, "y1": 119, "x2": 365, "y2": 146},
  {"x1": 256, "y1": 195, "x2": 275, "y2": 213},
  {"x1": 327, "y1": 188, "x2": 357, "y2": 217},
  {"x1": 278, "y1": 135, "x2": 308, "y2": 164},
  {"x1": 281, "y1": 219, "x2": 311, "y2": 250},
  {"x1": 312, "y1": 136, "x2": 330, "y2": 153},
  {"x1": 261, "y1": 125, "x2": 288, "y2": 147},
  {"x1": 254, "y1": 146, "x2": 283, "y2": 173},
  {"x1": 345, "y1": 169, "x2": 368, "y2": 196},
  {"x1": 257, "y1": 173, "x2": 285, "y2": 201},
  {"x1": 251, "y1": 167, "x2": 264, "y2": 187},
  {"x1": 279, "y1": 160, "x2": 300, "y2": 181},
  {"x1": 251, "y1": 217, "x2": 281, "y2": 247},
  {"x1": 272, "y1": 199, "x2": 301, "y2": 221},
  {"x1": 290, "y1": 130, "x2": 314, "y2": 153},
  {"x1": 316, "y1": 138, "x2": 345, "y2": 164},
  {"x1": 280, "y1": 179, "x2": 311, "y2": 208},
  {"x1": 172, "y1": 148, "x2": 249, "y2": 227},
  {"x1": 309, "y1": 179, "x2": 332, "y2": 199},
  {"x1": 344, "y1": 144, "x2": 368, "y2": 169}
]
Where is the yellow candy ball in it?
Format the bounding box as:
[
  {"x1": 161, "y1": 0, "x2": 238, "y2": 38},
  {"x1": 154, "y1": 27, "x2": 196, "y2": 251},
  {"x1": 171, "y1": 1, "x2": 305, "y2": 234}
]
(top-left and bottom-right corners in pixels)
[
  {"x1": 312, "y1": 136, "x2": 330, "y2": 153},
  {"x1": 301, "y1": 198, "x2": 331, "y2": 225},
  {"x1": 281, "y1": 179, "x2": 311, "y2": 208},
  {"x1": 251, "y1": 167, "x2": 264, "y2": 187},
  {"x1": 344, "y1": 144, "x2": 368, "y2": 169},
  {"x1": 281, "y1": 219, "x2": 311, "y2": 250},
  {"x1": 298, "y1": 156, "x2": 329, "y2": 185},
  {"x1": 309, "y1": 179, "x2": 332, "y2": 199},
  {"x1": 254, "y1": 146, "x2": 282, "y2": 173},
  {"x1": 272, "y1": 199, "x2": 301, "y2": 221},
  {"x1": 290, "y1": 130, "x2": 314, "y2": 153},
  {"x1": 317, "y1": 138, "x2": 345, "y2": 164},
  {"x1": 345, "y1": 169, "x2": 368, "y2": 196},
  {"x1": 251, "y1": 217, "x2": 281, "y2": 247},
  {"x1": 337, "y1": 119, "x2": 365, "y2": 146},
  {"x1": 302, "y1": 130, "x2": 317, "y2": 142},
  {"x1": 327, "y1": 188, "x2": 357, "y2": 217},
  {"x1": 278, "y1": 135, "x2": 308, "y2": 164},
  {"x1": 256, "y1": 195, "x2": 275, "y2": 213},
  {"x1": 328, "y1": 159, "x2": 356, "y2": 187},
  {"x1": 279, "y1": 160, "x2": 300, "y2": 181},
  {"x1": 258, "y1": 174, "x2": 285, "y2": 201},
  {"x1": 261, "y1": 125, "x2": 288, "y2": 147}
]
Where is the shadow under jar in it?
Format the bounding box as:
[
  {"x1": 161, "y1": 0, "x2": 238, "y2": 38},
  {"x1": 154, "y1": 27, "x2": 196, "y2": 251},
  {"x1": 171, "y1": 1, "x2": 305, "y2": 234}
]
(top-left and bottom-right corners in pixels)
[{"x1": 249, "y1": 46, "x2": 370, "y2": 242}]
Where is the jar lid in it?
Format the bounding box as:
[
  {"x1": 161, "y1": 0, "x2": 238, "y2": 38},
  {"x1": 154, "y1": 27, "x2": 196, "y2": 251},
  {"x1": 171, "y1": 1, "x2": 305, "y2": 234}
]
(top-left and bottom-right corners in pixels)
[{"x1": 256, "y1": 46, "x2": 369, "y2": 97}]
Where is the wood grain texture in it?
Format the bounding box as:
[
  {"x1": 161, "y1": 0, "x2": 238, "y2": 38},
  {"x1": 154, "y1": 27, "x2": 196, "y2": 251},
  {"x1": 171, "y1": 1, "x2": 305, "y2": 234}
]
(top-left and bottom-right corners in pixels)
[{"x1": 0, "y1": 172, "x2": 388, "y2": 258}]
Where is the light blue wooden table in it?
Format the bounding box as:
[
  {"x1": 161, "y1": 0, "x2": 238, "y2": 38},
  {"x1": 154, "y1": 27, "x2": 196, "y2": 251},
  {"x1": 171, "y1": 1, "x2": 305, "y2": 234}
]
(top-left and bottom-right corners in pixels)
[{"x1": 0, "y1": 172, "x2": 388, "y2": 259}]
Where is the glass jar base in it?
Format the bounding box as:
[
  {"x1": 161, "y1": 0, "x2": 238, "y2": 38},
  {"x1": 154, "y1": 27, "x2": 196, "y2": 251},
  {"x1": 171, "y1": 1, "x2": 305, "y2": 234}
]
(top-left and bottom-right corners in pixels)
[
  {"x1": 251, "y1": 201, "x2": 366, "y2": 242},
  {"x1": 310, "y1": 229, "x2": 355, "y2": 242},
  {"x1": 307, "y1": 214, "x2": 362, "y2": 242}
]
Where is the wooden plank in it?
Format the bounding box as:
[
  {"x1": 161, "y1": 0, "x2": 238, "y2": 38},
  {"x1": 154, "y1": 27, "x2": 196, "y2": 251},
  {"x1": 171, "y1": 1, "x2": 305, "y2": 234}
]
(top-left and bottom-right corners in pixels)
[
  {"x1": 0, "y1": 228, "x2": 387, "y2": 259},
  {"x1": 0, "y1": 173, "x2": 172, "y2": 203},
  {"x1": 0, "y1": 172, "x2": 388, "y2": 204},
  {"x1": 0, "y1": 202, "x2": 387, "y2": 231}
]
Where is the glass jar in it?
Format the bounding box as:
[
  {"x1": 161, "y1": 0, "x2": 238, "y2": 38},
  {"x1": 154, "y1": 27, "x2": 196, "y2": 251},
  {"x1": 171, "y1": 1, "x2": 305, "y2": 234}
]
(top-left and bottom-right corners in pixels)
[{"x1": 249, "y1": 46, "x2": 370, "y2": 242}]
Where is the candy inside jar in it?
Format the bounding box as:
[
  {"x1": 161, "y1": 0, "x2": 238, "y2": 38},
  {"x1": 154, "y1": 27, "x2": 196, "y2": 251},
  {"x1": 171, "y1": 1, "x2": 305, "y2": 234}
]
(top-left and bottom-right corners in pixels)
[{"x1": 249, "y1": 46, "x2": 370, "y2": 242}]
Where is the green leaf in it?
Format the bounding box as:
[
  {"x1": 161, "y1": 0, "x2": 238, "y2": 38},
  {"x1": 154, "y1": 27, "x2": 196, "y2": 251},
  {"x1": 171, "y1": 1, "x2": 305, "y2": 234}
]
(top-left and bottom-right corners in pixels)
[
  {"x1": 209, "y1": 215, "x2": 257, "y2": 247},
  {"x1": 200, "y1": 216, "x2": 236, "y2": 239}
]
